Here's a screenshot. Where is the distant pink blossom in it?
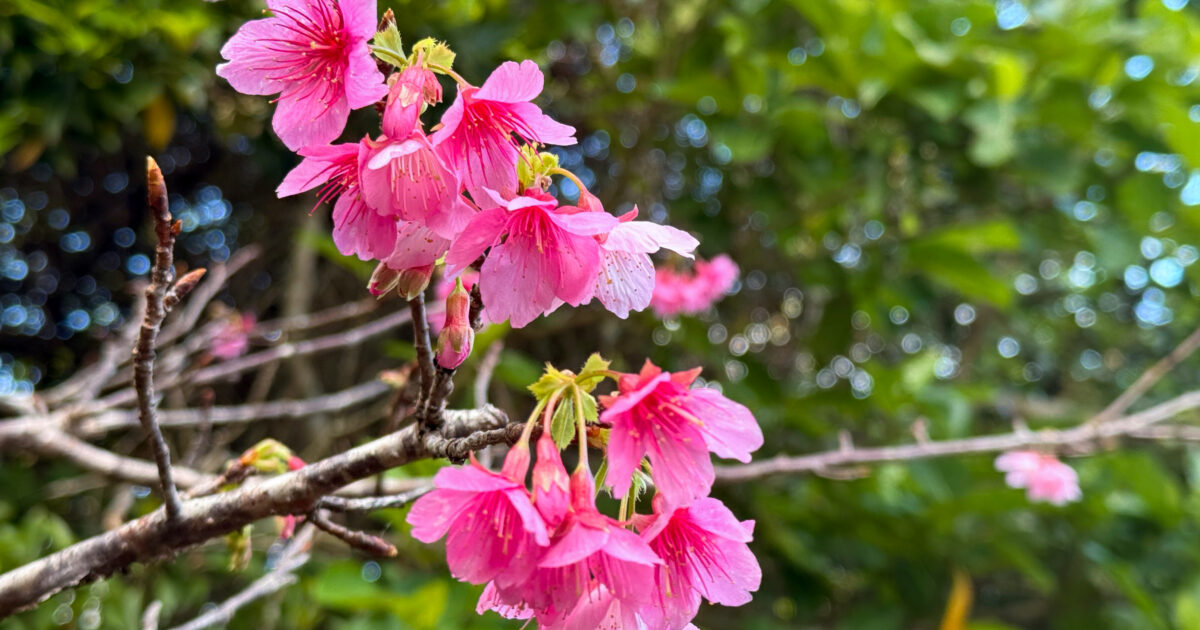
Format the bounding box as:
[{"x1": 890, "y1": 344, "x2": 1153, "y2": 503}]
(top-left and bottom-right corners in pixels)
[
  {"x1": 276, "y1": 140, "x2": 397, "y2": 261},
  {"x1": 650, "y1": 254, "x2": 739, "y2": 318},
  {"x1": 444, "y1": 189, "x2": 617, "y2": 328},
  {"x1": 432, "y1": 60, "x2": 577, "y2": 201},
  {"x1": 599, "y1": 360, "x2": 763, "y2": 507},
  {"x1": 210, "y1": 313, "x2": 256, "y2": 360},
  {"x1": 587, "y1": 206, "x2": 699, "y2": 319},
  {"x1": 995, "y1": 451, "x2": 1082, "y2": 506},
  {"x1": 406, "y1": 444, "x2": 549, "y2": 584},
  {"x1": 216, "y1": 0, "x2": 387, "y2": 150},
  {"x1": 636, "y1": 495, "x2": 761, "y2": 628}
]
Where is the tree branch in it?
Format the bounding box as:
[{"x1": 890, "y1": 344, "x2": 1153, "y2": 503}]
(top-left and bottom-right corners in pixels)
[
  {"x1": 317, "y1": 486, "x2": 431, "y2": 512},
  {"x1": 409, "y1": 294, "x2": 435, "y2": 419},
  {"x1": 716, "y1": 390, "x2": 1200, "y2": 481},
  {"x1": 1086, "y1": 322, "x2": 1200, "y2": 426},
  {"x1": 308, "y1": 509, "x2": 396, "y2": 557},
  {"x1": 132, "y1": 157, "x2": 185, "y2": 521},
  {"x1": 0, "y1": 412, "x2": 525, "y2": 617}
]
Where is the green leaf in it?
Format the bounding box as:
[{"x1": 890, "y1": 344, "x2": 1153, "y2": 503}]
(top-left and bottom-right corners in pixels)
[
  {"x1": 577, "y1": 353, "x2": 611, "y2": 392},
  {"x1": 411, "y1": 37, "x2": 456, "y2": 70},
  {"x1": 371, "y1": 21, "x2": 406, "y2": 69}
]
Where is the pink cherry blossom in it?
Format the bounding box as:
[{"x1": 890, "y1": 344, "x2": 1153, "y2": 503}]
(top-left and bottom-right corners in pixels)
[
  {"x1": 406, "y1": 444, "x2": 549, "y2": 584},
  {"x1": 483, "y1": 469, "x2": 663, "y2": 626},
  {"x1": 444, "y1": 189, "x2": 617, "y2": 328},
  {"x1": 532, "y1": 433, "x2": 570, "y2": 529},
  {"x1": 276, "y1": 140, "x2": 397, "y2": 261},
  {"x1": 432, "y1": 60, "x2": 577, "y2": 201},
  {"x1": 210, "y1": 313, "x2": 256, "y2": 360},
  {"x1": 650, "y1": 254, "x2": 740, "y2": 318},
  {"x1": 636, "y1": 495, "x2": 761, "y2": 628},
  {"x1": 589, "y1": 206, "x2": 699, "y2": 319},
  {"x1": 361, "y1": 82, "x2": 474, "y2": 239},
  {"x1": 995, "y1": 451, "x2": 1081, "y2": 506},
  {"x1": 216, "y1": 0, "x2": 387, "y2": 150},
  {"x1": 548, "y1": 582, "x2": 667, "y2": 630},
  {"x1": 599, "y1": 360, "x2": 763, "y2": 507}
]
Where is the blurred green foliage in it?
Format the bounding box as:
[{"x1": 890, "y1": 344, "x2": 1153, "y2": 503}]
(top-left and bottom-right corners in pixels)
[{"x1": 8, "y1": 0, "x2": 1200, "y2": 628}]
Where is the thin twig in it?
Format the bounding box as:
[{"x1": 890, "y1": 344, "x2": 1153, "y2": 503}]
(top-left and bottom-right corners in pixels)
[
  {"x1": 80, "y1": 381, "x2": 390, "y2": 436},
  {"x1": 97, "y1": 309, "x2": 412, "y2": 410},
  {"x1": 308, "y1": 510, "x2": 397, "y2": 557},
  {"x1": 131, "y1": 156, "x2": 184, "y2": 521},
  {"x1": 1087, "y1": 323, "x2": 1200, "y2": 426},
  {"x1": 410, "y1": 294, "x2": 435, "y2": 415},
  {"x1": 716, "y1": 390, "x2": 1200, "y2": 481}
]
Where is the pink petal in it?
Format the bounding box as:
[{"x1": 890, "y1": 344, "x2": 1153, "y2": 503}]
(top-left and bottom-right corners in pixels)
[
  {"x1": 276, "y1": 143, "x2": 358, "y2": 197},
  {"x1": 602, "y1": 526, "x2": 663, "y2": 566},
  {"x1": 693, "y1": 536, "x2": 762, "y2": 607},
  {"x1": 506, "y1": 100, "x2": 578, "y2": 145},
  {"x1": 331, "y1": 196, "x2": 396, "y2": 261},
  {"x1": 383, "y1": 220, "x2": 450, "y2": 269},
  {"x1": 343, "y1": 39, "x2": 388, "y2": 109},
  {"x1": 685, "y1": 498, "x2": 754, "y2": 544},
  {"x1": 548, "y1": 208, "x2": 619, "y2": 236},
  {"x1": 431, "y1": 463, "x2": 516, "y2": 493},
  {"x1": 685, "y1": 388, "x2": 763, "y2": 463},
  {"x1": 339, "y1": 0, "x2": 380, "y2": 40},
  {"x1": 406, "y1": 489, "x2": 477, "y2": 543},
  {"x1": 503, "y1": 488, "x2": 551, "y2": 547},
  {"x1": 604, "y1": 221, "x2": 698, "y2": 256},
  {"x1": 644, "y1": 422, "x2": 715, "y2": 508},
  {"x1": 540, "y1": 521, "x2": 609, "y2": 568},
  {"x1": 477, "y1": 582, "x2": 535, "y2": 620},
  {"x1": 479, "y1": 238, "x2": 557, "y2": 328},
  {"x1": 594, "y1": 250, "x2": 655, "y2": 319},
  {"x1": 215, "y1": 19, "x2": 289, "y2": 96},
  {"x1": 551, "y1": 231, "x2": 604, "y2": 306},
  {"x1": 475, "y1": 60, "x2": 545, "y2": 103},
  {"x1": 601, "y1": 411, "x2": 647, "y2": 500},
  {"x1": 444, "y1": 207, "x2": 509, "y2": 276},
  {"x1": 272, "y1": 87, "x2": 350, "y2": 151}
]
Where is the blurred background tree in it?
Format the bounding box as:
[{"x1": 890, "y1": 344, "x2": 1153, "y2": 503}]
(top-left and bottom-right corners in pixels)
[{"x1": 5, "y1": 0, "x2": 1200, "y2": 628}]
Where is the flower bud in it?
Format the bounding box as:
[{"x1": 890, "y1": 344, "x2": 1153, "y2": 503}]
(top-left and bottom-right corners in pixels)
[
  {"x1": 368, "y1": 263, "x2": 401, "y2": 296},
  {"x1": 395, "y1": 264, "x2": 433, "y2": 300},
  {"x1": 436, "y1": 278, "x2": 474, "y2": 369}
]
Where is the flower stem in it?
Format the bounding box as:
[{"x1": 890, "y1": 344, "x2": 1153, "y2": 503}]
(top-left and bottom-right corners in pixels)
[
  {"x1": 573, "y1": 387, "x2": 588, "y2": 469},
  {"x1": 429, "y1": 63, "x2": 470, "y2": 87},
  {"x1": 549, "y1": 167, "x2": 590, "y2": 199},
  {"x1": 576, "y1": 369, "x2": 620, "y2": 382}
]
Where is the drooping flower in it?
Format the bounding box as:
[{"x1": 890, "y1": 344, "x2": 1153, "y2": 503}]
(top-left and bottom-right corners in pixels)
[
  {"x1": 995, "y1": 451, "x2": 1082, "y2": 505},
  {"x1": 484, "y1": 469, "x2": 663, "y2": 626},
  {"x1": 216, "y1": 0, "x2": 387, "y2": 150},
  {"x1": 547, "y1": 582, "x2": 667, "y2": 630},
  {"x1": 444, "y1": 189, "x2": 618, "y2": 328},
  {"x1": 406, "y1": 443, "x2": 549, "y2": 584},
  {"x1": 361, "y1": 70, "x2": 474, "y2": 239},
  {"x1": 531, "y1": 432, "x2": 570, "y2": 529},
  {"x1": 211, "y1": 313, "x2": 257, "y2": 360},
  {"x1": 599, "y1": 360, "x2": 763, "y2": 507},
  {"x1": 436, "y1": 279, "x2": 474, "y2": 369},
  {"x1": 276, "y1": 140, "x2": 397, "y2": 261},
  {"x1": 650, "y1": 254, "x2": 740, "y2": 319},
  {"x1": 636, "y1": 495, "x2": 761, "y2": 628},
  {"x1": 587, "y1": 205, "x2": 699, "y2": 319},
  {"x1": 432, "y1": 60, "x2": 577, "y2": 201}
]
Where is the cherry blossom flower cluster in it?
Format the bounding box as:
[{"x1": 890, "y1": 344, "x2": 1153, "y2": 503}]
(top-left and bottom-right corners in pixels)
[
  {"x1": 408, "y1": 359, "x2": 765, "y2": 629},
  {"x1": 650, "y1": 254, "x2": 740, "y2": 319},
  {"x1": 216, "y1": 0, "x2": 704, "y2": 366},
  {"x1": 994, "y1": 450, "x2": 1082, "y2": 506}
]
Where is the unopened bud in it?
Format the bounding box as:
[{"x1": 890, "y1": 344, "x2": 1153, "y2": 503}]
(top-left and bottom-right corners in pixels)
[
  {"x1": 436, "y1": 278, "x2": 474, "y2": 369},
  {"x1": 396, "y1": 264, "x2": 433, "y2": 300},
  {"x1": 368, "y1": 263, "x2": 402, "y2": 296}
]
